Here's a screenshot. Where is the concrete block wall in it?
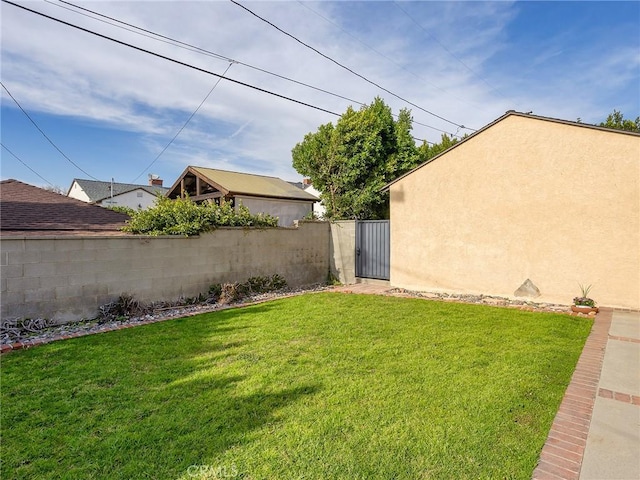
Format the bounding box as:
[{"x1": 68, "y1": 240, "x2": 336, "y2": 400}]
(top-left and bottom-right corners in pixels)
[
  {"x1": 329, "y1": 220, "x2": 356, "y2": 285},
  {"x1": 0, "y1": 221, "x2": 331, "y2": 324}
]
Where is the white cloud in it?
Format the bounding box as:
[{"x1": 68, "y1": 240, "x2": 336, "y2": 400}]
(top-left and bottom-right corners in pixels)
[{"x1": 2, "y1": 1, "x2": 638, "y2": 188}]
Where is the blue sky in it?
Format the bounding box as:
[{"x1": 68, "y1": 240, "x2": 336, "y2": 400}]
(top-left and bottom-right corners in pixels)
[{"x1": 2, "y1": 1, "x2": 639, "y2": 191}]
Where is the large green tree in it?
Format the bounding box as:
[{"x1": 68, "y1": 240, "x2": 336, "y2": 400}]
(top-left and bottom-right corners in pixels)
[
  {"x1": 599, "y1": 110, "x2": 640, "y2": 133},
  {"x1": 292, "y1": 97, "x2": 421, "y2": 220},
  {"x1": 417, "y1": 132, "x2": 459, "y2": 162}
]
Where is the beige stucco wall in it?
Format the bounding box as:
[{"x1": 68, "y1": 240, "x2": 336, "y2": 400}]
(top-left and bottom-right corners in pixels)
[
  {"x1": 235, "y1": 196, "x2": 312, "y2": 226},
  {"x1": 390, "y1": 115, "x2": 640, "y2": 309},
  {"x1": 0, "y1": 222, "x2": 330, "y2": 323}
]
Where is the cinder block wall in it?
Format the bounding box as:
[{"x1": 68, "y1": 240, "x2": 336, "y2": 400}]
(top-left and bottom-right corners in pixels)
[
  {"x1": 329, "y1": 221, "x2": 356, "y2": 285},
  {"x1": 0, "y1": 221, "x2": 330, "y2": 324}
]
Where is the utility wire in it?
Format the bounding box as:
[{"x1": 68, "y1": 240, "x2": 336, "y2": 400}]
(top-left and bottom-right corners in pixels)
[
  {"x1": 1, "y1": 143, "x2": 55, "y2": 187},
  {"x1": 230, "y1": 0, "x2": 473, "y2": 132},
  {"x1": 3, "y1": 0, "x2": 341, "y2": 117},
  {"x1": 296, "y1": 0, "x2": 482, "y2": 115},
  {"x1": 393, "y1": 1, "x2": 507, "y2": 101},
  {"x1": 54, "y1": 0, "x2": 444, "y2": 138},
  {"x1": 130, "y1": 62, "x2": 234, "y2": 183},
  {"x1": 7, "y1": 0, "x2": 436, "y2": 146},
  {"x1": 1, "y1": 81, "x2": 100, "y2": 180},
  {"x1": 55, "y1": 0, "x2": 360, "y2": 109}
]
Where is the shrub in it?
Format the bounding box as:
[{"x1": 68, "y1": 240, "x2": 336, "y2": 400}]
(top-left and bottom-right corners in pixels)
[
  {"x1": 209, "y1": 275, "x2": 288, "y2": 304},
  {"x1": 99, "y1": 294, "x2": 150, "y2": 321},
  {"x1": 121, "y1": 196, "x2": 278, "y2": 236},
  {"x1": 106, "y1": 205, "x2": 136, "y2": 216}
]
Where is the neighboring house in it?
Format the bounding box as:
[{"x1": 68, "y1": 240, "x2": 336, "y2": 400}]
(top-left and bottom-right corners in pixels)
[
  {"x1": 0, "y1": 179, "x2": 129, "y2": 236},
  {"x1": 166, "y1": 166, "x2": 318, "y2": 226},
  {"x1": 290, "y1": 179, "x2": 325, "y2": 219},
  {"x1": 385, "y1": 111, "x2": 640, "y2": 309},
  {"x1": 67, "y1": 177, "x2": 168, "y2": 210}
]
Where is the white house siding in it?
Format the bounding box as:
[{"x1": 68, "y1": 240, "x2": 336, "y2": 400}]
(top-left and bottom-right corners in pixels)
[
  {"x1": 304, "y1": 185, "x2": 326, "y2": 219},
  {"x1": 67, "y1": 181, "x2": 92, "y2": 203},
  {"x1": 99, "y1": 189, "x2": 160, "y2": 210}
]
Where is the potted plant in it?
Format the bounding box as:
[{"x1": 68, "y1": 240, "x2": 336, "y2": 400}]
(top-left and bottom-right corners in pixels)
[{"x1": 571, "y1": 284, "x2": 599, "y2": 314}]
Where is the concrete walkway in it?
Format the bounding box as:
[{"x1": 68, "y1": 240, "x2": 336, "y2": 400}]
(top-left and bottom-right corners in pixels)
[
  {"x1": 333, "y1": 284, "x2": 640, "y2": 479},
  {"x1": 532, "y1": 308, "x2": 640, "y2": 480},
  {"x1": 579, "y1": 310, "x2": 640, "y2": 480}
]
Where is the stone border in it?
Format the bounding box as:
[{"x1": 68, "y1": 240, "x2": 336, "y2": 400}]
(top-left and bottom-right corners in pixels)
[
  {"x1": 531, "y1": 308, "x2": 613, "y2": 480},
  {"x1": 0, "y1": 290, "x2": 313, "y2": 354}
]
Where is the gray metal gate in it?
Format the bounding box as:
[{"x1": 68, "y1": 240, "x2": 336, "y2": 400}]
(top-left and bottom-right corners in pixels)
[{"x1": 355, "y1": 220, "x2": 390, "y2": 280}]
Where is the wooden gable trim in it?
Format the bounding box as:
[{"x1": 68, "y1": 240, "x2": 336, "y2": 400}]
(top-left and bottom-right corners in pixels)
[{"x1": 167, "y1": 166, "x2": 231, "y2": 199}]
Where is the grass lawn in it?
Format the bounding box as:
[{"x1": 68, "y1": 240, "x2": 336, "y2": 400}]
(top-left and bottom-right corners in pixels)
[{"x1": 1, "y1": 293, "x2": 592, "y2": 479}]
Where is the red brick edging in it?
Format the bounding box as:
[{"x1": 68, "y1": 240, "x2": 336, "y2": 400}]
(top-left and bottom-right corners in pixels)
[
  {"x1": 608, "y1": 334, "x2": 640, "y2": 344},
  {"x1": 598, "y1": 388, "x2": 640, "y2": 406},
  {"x1": 531, "y1": 308, "x2": 613, "y2": 480}
]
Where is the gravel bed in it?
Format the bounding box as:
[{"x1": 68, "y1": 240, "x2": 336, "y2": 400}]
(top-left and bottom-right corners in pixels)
[
  {"x1": 1, "y1": 285, "x2": 329, "y2": 349},
  {"x1": 385, "y1": 287, "x2": 573, "y2": 313},
  {"x1": 1, "y1": 284, "x2": 584, "y2": 352}
]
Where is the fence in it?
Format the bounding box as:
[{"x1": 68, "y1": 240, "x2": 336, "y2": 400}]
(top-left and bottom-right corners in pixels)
[{"x1": 1, "y1": 221, "x2": 352, "y2": 324}]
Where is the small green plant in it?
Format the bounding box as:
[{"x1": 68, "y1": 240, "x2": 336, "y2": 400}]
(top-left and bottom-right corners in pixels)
[
  {"x1": 573, "y1": 283, "x2": 596, "y2": 307},
  {"x1": 327, "y1": 271, "x2": 342, "y2": 286},
  {"x1": 106, "y1": 205, "x2": 136, "y2": 216}
]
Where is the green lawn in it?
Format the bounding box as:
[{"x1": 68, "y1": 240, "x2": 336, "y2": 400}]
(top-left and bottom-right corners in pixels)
[{"x1": 1, "y1": 293, "x2": 591, "y2": 479}]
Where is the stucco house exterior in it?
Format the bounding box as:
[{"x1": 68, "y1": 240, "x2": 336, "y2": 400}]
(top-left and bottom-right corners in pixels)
[
  {"x1": 385, "y1": 111, "x2": 640, "y2": 309},
  {"x1": 167, "y1": 166, "x2": 318, "y2": 226},
  {"x1": 67, "y1": 177, "x2": 168, "y2": 210}
]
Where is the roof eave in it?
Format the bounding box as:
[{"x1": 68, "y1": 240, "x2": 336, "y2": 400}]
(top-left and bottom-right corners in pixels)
[{"x1": 382, "y1": 110, "x2": 640, "y2": 192}]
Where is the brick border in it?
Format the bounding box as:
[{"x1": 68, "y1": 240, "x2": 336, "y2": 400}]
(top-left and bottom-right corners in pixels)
[
  {"x1": 598, "y1": 388, "x2": 640, "y2": 406},
  {"x1": 608, "y1": 334, "x2": 640, "y2": 344},
  {"x1": 531, "y1": 308, "x2": 613, "y2": 480}
]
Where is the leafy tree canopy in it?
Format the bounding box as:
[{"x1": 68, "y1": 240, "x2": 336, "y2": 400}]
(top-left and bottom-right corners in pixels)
[
  {"x1": 122, "y1": 196, "x2": 278, "y2": 236},
  {"x1": 292, "y1": 97, "x2": 458, "y2": 220},
  {"x1": 599, "y1": 110, "x2": 640, "y2": 133}
]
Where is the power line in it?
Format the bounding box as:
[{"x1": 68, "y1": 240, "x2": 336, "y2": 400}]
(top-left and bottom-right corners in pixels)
[
  {"x1": 393, "y1": 1, "x2": 508, "y2": 101},
  {"x1": 55, "y1": 0, "x2": 362, "y2": 109},
  {"x1": 230, "y1": 0, "x2": 473, "y2": 133},
  {"x1": 1, "y1": 81, "x2": 101, "y2": 180},
  {"x1": 296, "y1": 0, "x2": 482, "y2": 116},
  {"x1": 7, "y1": 0, "x2": 438, "y2": 147},
  {"x1": 1, "y1": 143, "x2": 55, "y2": 187},
  {"x1": 53, "y1": 0, "x2": 445, "y2": 138},
  {"x1": 130, "y1": 62, "x2": 234, "y2": 183},
  {"x1": 3, "y1": 0, "x2": 342, "y2": 118}
]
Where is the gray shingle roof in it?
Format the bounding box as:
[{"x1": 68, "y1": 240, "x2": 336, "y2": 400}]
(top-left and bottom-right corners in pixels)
[{"x1": 69, "y1": 179, "x2": 168, "y2": 203}]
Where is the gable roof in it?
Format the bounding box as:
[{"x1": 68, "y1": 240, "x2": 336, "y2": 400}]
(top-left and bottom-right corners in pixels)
[
  {"x1": 69, "y1": 178, "x2": 168, "y2": 203},
  {"x1": 1, "y1": 179, "x2": 130, "y2": 236},
  {"x1": 383, "y1": 110, "x2": 640, "y2": 191},
  {"x1": 168, "y1": 166, "x2": 318, "y2": 202}
]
